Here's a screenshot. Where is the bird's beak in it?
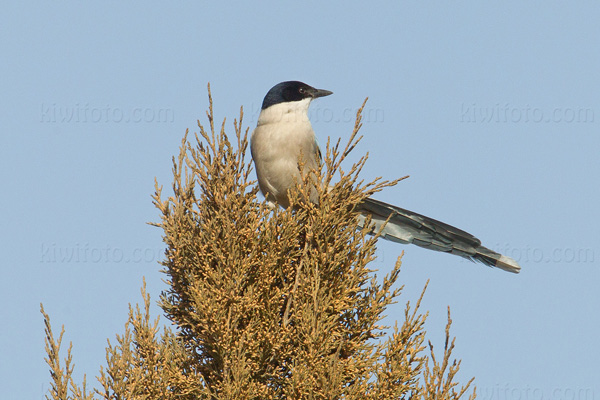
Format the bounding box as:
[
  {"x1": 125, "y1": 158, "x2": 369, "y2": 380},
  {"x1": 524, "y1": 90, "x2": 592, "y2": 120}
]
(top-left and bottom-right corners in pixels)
[{"x1": 311, "y1": 88, "x2": 333, "y2": 99}]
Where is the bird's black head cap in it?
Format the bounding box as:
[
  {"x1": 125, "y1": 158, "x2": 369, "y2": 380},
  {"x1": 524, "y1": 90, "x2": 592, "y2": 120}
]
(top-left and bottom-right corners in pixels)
[{"x1": 261, "y1": 81, "x2": 333, "y2": 110}]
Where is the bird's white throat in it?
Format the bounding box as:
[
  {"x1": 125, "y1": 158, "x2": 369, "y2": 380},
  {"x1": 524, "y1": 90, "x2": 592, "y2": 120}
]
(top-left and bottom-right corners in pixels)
[{"x1": 257, "y1": 98, "x2": 312, "y2": 126}]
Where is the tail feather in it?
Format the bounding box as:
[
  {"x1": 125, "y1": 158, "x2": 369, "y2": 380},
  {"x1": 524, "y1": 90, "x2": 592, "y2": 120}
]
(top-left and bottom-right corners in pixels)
[{"x1": 357, "y1": 197, "x2": 521, "y2": 273}]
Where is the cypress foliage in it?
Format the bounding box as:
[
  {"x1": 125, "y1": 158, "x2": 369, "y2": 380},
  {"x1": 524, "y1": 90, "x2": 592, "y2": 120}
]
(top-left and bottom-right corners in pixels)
[{"x1": 42, "y1": 85, "x2": 475, "y2": 400}]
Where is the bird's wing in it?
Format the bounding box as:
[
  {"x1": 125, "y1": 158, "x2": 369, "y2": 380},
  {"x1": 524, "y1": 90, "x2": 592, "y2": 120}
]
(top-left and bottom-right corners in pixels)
[
  {"x1": 314, "y1": 136, "x2": 322, "y2": 165},
  {"x1": 357, "y1": 197, "x2": 521, "y2": 273}
]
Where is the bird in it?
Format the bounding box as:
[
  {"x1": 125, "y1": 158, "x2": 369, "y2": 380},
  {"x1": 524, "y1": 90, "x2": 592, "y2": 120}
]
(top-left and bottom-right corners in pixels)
[{"x1": 250, "y1": 81, "x2": 521, "y2": 273}]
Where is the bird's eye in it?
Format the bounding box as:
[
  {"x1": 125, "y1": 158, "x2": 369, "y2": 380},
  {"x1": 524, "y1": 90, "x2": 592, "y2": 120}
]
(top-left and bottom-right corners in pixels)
[{"x1": 299, "y1": 88, "x2": 305, "y2": 94}]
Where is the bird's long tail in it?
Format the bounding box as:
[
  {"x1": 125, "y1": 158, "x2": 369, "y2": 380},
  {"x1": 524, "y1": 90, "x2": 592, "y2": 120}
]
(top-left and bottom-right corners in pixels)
[{"x1": 357, "y1": 197, "x2": 521, "y2": 273}]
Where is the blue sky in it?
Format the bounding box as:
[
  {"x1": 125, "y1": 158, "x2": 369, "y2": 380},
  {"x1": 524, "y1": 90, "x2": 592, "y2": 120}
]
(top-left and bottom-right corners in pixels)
[{"x1": 2, "y1": 1, "x2": 599, "y2": 398}]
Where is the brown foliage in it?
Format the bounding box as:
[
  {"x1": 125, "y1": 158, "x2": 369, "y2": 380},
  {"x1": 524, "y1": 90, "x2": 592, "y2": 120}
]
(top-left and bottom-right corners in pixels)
[{"x1": 42, "y1": 85, "x2": 475, "y2": 400}]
